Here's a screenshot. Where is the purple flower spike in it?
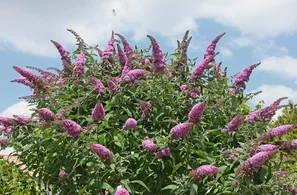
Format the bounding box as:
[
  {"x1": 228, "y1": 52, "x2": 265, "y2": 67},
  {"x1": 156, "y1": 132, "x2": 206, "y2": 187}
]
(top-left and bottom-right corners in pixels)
[
  {"x1": 189, "y1": 53, "x2": 218, "y2": 82},
  {"x1": 240, "y1": 152, "x2": 272, "y2": 178},
  {"x1": 11, "y1": 78, "x2": 35, "y2": 88},
  {"x1": 255, "y1": 144, "x2": 278, "y2": 153},
  {"x1": 62, "y1": 120, "x2": 82, "y2": 137},
  {"x1": 117, "y1": 44, "x2": 128, "y2": 67},
  {"x1": 189, "y1": 165, "x2": 220, "y2": 181},
  {"x1": 115, "y1": 187, "x2": 130, "y2": 195},
  {"x1": 73, "y1": 51, "x2": 86, "y2": 77},
  {"x1": 38, "y1": 108, "x2": 55, "y2": 121},
  {"x1": 51, "y1": 40, "x2": 72, "y2": 71},
  {"x1": 92, "y1": 102, "x2": 106, "y2": 120},
  {"x1": 170, "y1": 122, "x2": 193, "y2": 140},
  {"x1": 268, "y1": 124, "x2": 297, "y2": 137},
  {"x1": 107, "y1": 80, "x2": 118, "y2": 97},
  {"x1": 13, "y1": 66, "x2": 39, "y2": 83},
  {"x1": 188, "y1": 102, "x2": 207, "y2": 124},
  {"x1": 221, "y1": 115, "x2": 242, "y2": 133},
  {"x1": 245, "y1": 97, "x2": 287, "y2": 123},
  {"x1": 102, "y1": 39, "x2": 114, "y2": 59},
  {"x1": 122, "y1": 69, "x2": 149, "y2": 85},
  {"x1": 115, "y1": 33, "x2": 134, "y2": 57},
  {"x1": 142, "y1": 137, "x2": 158, "y2": 151},
  {"x1": 147, "y1": 35, "x2": 168, "y2": 73},
  {"x1": 91, "y1": 76, "x2": 105, "y2": 94},
  {"x1": 0, "y1": 116, "x2": 15, "y2": 127},
  {"x1": 155, "y1": 147, "x2": 171, "y2": 158},
  {"x1": 123, "y1": 118, "x2": 137, "y2": 130},
  {"x1": 230, "y1": 63, "x2": 260, "y2": 95},
  {"x1": 89, "y1": 144, "x2": 113, "y2": 162},
  {"x1": 13, "y1": 115, "x2": 31, "y2": 125},
  {"x1": 121, "y1": 57, "x2": 132, "y2": 77},
  {"x1": 204, "y1": 32, "x2": 226, "y2": 62}
]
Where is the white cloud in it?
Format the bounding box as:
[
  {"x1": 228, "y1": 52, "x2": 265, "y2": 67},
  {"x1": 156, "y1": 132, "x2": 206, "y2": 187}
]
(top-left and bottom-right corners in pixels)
[
  {"x1": 258, "y1": 56, "x2": 297, "y2": 79},
  {"x1": 231, "y1": 36, "x2": 255, "y2": 47},
  {"x1": 249, "y1": 84, "x2": 297, "y2": 106},
  {"x1": 0, "y1": 101, "x2": 35, "y2": 117},
  {"x1": 220, "y1": 47, "x2": 233, "y2": 58},
  {"x1": 0, "y1": 0, "x2": 297, "y2": 57}
]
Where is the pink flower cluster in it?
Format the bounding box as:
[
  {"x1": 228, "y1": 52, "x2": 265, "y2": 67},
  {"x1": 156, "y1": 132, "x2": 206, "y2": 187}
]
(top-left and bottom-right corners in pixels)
[
  {"x1": 102, "y1": 39, "x2": 115, "y2": 59},
  {"x1": 0, "y1": 116, "x2": 16, "y2": 127},
  {"x1": 268, "y1": 124, "x2": 297, "y2": 137},
  {"x1": 91, "y1": 76, "x2": 105, "y2": 94},
  {"x1": 123, "y1": 118, "x2": 137, "y2": 130},
  {"x1": 62, "y1": 120, "x2": 82, "y2": 137},
  {"x1": 230, "y1": 63, "x2": 260, "y2": 95},
  {"x1": 73, "y1": 51, "x2": 86, "y2": 76},
  {"x1": 189, "y1": 165, "x2": 220, "y2": 181},
  {"x1": 89, "y1": 144, "x2": 113, "y2": 161},
  {"x1": 38, "y1": 108, "x2": 55, "y2": 121},
  {"x1": 117, "y1": 44, "x2": 128, "y2": 67},
  {"x1": 92, "y1": 103, "x2": 106, "y2": 120},
  {"x1": 122, "y1": 69, "x2": 148, "y2": 85},
  {"x1": 11, "y1": 78, "x2": 35, "y2": 88},
  {"x1": 147, "y1": 35, "x2": 167, "y2": 73},
  {"x1": 188, "y1": 102, "x2": 206, "y2": 124},
  {"x1": 255, "y1": 144, "x2": 278, "y2": 153},
  {"x1": 13, "y1": 66, "x2": 39, "y2": 84},
  {"x1": 204, "y1": 32, "x2": 226, "y2": 63},
  {"x1": 115, "y1": 187, "x2": 130, "y2": 195},
  {"x1": 51, "y1": 40, "x2": 72, "y2": 71},
  {"x1": 13, "y1": 115, "x2": 31, "y2": 125},
  {"x1": 189, "y1": 53, "x2": 217, "y2": 82},
  {"x1": 244, "y1": 97, "x2": 287, "y2": 123},
  {"x1": 155, "y1": 147, "x2": 171, "y2": 158},
  {"x1": 142, "y1": 138, "x2": 158, "y2": 151},
  {"x1": 59, "y1": 170, "x2": 68, "y2": 178},
  {"x1": 107, "y1": 79, "x2": 118, "y2": 97},
  {"x1": 221, "y1": 115, "x2": 242, "y2": 133},
  {"x1": 240, "y1": 152, "x2": 271, "y2": 178},
  {"x1": 170, "y1": 122, "x2": 193, "y2": 140},
  {"x1": 116, "y1": 33, "x2": 134, "y2": 57}
]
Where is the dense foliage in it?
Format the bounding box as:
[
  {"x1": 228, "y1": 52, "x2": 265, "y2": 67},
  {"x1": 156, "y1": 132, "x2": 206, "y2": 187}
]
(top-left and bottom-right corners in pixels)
[
  {"x1": 1, "y1": 30, "x2": 297, "y2": 194},
  {"x1": 0, "y1": 157, "x2": 41, "y2": 194}
]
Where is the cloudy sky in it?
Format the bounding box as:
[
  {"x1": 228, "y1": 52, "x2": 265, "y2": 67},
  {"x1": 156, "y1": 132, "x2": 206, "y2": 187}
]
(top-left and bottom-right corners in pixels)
[{"x1": 1, "y1": 0, "x2": 297, "y2": 117}]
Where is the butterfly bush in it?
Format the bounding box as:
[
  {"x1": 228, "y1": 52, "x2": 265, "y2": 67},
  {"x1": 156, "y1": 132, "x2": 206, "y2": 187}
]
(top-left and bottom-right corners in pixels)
[
  {"x1": 142, "y1": 138, "x2": 158, "y2": 151},
  {"x1": 189, "y1": 165, "x2": 221, "y2": 181},
  {"x1": 92, "y1": 102, "x2": 106, "y2": 120},
  {"x1": 122, "y1": 118, "x2": 137, "y2": 130},
  {"x1": 62, "y1": 119, "x2": 82, "y2": 138},
  {"x1": 2, "y1": 30, "x2": 295, "y2": 194},
  {"x1": 89, "y1": 144, "x2": 114, "y2": 162}
]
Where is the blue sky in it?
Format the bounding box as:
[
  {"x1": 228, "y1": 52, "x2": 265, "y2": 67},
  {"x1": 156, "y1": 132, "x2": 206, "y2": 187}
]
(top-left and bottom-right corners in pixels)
[{"x1": 1, "y1": 0, "x2": 297, "y2": 118}]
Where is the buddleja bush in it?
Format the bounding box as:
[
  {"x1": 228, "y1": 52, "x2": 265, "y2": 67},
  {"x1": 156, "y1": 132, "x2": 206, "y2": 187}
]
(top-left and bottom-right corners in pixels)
[
  {"x1": 1, "y1": 30, "x2": 297, "y2": 194},
  {"x1": 0, "y1": 158, "x2": 42, "y2": 194}
]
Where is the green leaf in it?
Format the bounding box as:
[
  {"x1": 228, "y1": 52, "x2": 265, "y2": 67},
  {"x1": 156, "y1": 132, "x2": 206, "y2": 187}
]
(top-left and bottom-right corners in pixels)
[
  {"x1": 131, "y1": 180, "x2": 150, "y2": 192},
  {"x1": 172, "y1": 162, "x2": 183, "y2": 175},
  {"x1": 161, "y1": 184, "x2": 178, "y2": 191},
  {"x1": 102, "y1": 182, "x2": 114, "y2": 194},
  {"x1": 190, "y1": 183, "x2": 198, "y2": 195}
]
